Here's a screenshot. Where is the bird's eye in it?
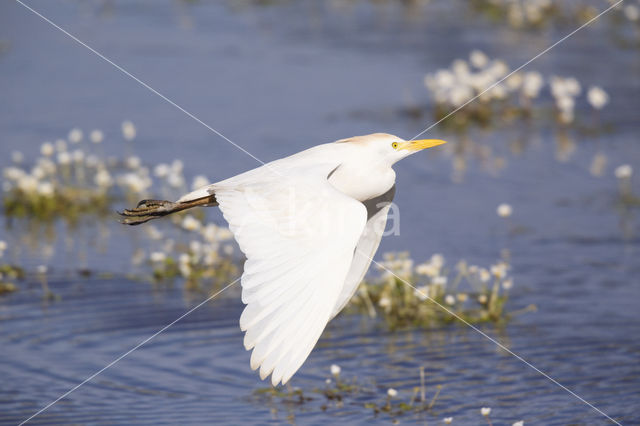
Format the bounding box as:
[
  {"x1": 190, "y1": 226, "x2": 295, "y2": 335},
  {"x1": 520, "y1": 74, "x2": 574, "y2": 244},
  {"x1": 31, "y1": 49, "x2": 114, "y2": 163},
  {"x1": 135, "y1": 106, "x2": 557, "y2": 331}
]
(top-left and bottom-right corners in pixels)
[{"x1": 391, "y1": 142, "x2": 398, "y2": 149}]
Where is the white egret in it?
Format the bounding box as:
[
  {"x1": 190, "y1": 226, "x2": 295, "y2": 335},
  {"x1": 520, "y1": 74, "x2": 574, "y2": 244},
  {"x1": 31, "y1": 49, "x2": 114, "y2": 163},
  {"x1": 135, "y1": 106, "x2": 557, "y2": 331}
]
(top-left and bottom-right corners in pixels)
[{"x1": 121, "y1": 133, "x2": 446, "y2": 385}]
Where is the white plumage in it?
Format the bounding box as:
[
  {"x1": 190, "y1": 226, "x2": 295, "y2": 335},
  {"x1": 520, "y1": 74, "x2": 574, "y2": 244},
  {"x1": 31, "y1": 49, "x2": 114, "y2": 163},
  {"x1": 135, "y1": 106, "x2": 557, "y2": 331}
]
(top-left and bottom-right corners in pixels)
[{"x1": 124, "y1": 133, "x2": 446, "y2": 385}]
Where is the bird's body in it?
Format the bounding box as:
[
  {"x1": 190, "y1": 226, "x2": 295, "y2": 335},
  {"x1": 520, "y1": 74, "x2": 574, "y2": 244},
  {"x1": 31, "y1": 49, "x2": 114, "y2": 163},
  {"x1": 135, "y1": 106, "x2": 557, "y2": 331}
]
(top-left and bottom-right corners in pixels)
[{"x1": 121, "y1": 133, "x2": 446, "y2": 386}]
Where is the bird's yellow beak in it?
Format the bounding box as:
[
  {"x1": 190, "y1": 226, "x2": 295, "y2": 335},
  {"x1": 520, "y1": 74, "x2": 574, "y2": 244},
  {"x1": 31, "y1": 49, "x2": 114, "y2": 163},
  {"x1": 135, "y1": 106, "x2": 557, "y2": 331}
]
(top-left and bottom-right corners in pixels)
[{"x1": 397, "y1": 139, "x2": 447, "y2": 152}]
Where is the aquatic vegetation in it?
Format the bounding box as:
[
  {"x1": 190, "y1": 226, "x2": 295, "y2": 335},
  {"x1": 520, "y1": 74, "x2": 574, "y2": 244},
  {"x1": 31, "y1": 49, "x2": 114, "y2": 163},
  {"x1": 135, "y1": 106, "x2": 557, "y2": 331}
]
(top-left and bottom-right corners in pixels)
[
  {"x1": 0, "y1": 241, "x2": 22, "y2": 294},
  {"x1": 481, "y1": 406, "x2": 493, "y2": 425},
  {"x1": 471, "y1": 0, "x2": 640, "y2": 45},
  {"x1": 1, "y1": 123, "x2": 239, "y2": 295},
  {"x1": 471, "y1": 0, "x2": 558, "y2": 29},
  {"x1": 349, "y1": 252, "x2": 532, "y2": 329},
  {"x1": 2, "y1": 123, "x2": 153, "y2": 223},
  {"x1": 423, "y1": 51, "x2": 610, "y2": 131},
  {"x1": 255, "y1": 365, "x2": 447, "y2": 421},
  {"x1": 142, "y1": 214, "x2": 239, "y2": 292},
  {"x1": 614, "y1": 164, "x2": 640, "y2": 208},
  {"x1": 609, "y1": 0, "x2": 640, "y2": 48}
]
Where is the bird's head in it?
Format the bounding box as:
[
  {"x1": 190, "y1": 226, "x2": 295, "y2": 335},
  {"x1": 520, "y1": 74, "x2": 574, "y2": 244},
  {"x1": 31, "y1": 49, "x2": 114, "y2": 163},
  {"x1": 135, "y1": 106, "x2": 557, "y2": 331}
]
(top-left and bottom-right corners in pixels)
[{"x1": 337, "y1": 133, "x2": 447, "y2": 166}]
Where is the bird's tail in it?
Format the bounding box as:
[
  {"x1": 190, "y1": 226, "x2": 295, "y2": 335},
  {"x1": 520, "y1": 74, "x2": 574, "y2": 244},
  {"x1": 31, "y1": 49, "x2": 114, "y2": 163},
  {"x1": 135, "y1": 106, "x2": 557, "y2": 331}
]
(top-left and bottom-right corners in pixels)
[{"x1": 119, "y1": 195, "x2": 217, "y2": 225}]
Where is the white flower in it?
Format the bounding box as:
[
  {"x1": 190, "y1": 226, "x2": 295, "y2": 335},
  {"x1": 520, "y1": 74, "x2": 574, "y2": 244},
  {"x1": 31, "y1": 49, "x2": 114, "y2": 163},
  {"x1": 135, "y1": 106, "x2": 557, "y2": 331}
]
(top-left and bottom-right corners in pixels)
[
  {"x1": 122, "y1": 120, "x2": 136, "y2": 141},
  {"x1": 57, "y1": 152, "x2": 71, "y2": 166},
  {"x1": 444, "y1": 418, "x2": 453, "y2": 424},
  {"x1": 479, "y1": 268, "x2": 491, "y2": 283},
  {"x1": 189, "y1": 241, "x2": 203, "y2": 258},
  {"x1": 522, "y1": 71, "x2": 544, "y2": 98},
  {"x1": 497, "y1": 203, "x2": 512, "y2": 218},
  {"x1": 167, "y1": 173, "x2": 184, "y2": 189},
  {"x1": 445, "y1": 294, "x2": 455, "y2": 305},
  {"x1": 37, "y1": 181, "x2": 54, "y2": 197},
  {"x1": 489, "y1": 60, "x2": 509, "y2": 79},
  {"x1": 449, "y1": 85, "x2": 474, "y2": 107},
  {"x1": 470, "y1": 50, "x2": 489, "y2": 68},
  {"x1": 201, "y1": 224, "x2": 218, "y2": 242},
  {"x1": 431, "y1": 254, "x2": 445, "y2": 269},
  {"x1": 434, "y1": 276, "x2": 448, "y2": 286},
  {"x1": 330, "y1": 364, "x2": 341, "y2": 376},
  {"x1": 118, "y1": 172, "x2": 151, "y2": 193},
  {"x1": 40, "y1": 142, "x2": 54, "y2": 157},
  {"x1": 564, "y1": 77, "x2": 581, "y2": 96},
  {"x1": 452, "y1": 59, "x2": 470, "y2": 79},
  {"x1": 414, "y1": 286, "x2": 429, "y2": 301},
  {"x1": 0, "y1": 240, "x2": 7, "y2": 251},
  {"x1": 478, "y1": 294, "x2": 488, "y2": 304},
  {"x1": 378, "y1": 295, "x2": 391, "y2": 308},
  {"x1": 416, "y1": 262, "x2": 438, "y2": 277},
  {"x1": 68, "y1": 128, "x2": 83, "y2": 143},
  {"x1": 512, "y1": 421, "x2": 524, "y2": 426},
  {"x1": 587, "y1": 86, "x2": 609, "y2": 110},
  {"x1": 31, "y1": 166, "x2": 45, "y2": 180},
  {"x1": 179, "y1": 262, "x2": 191, "y2": 278},
  {"x1": 556, "y1": 94, "x2": 575, "y2": 113},
  {"x1": 90, "y1": 129, "x2": 104, "y2": 143},
  {"x1": 126, "y1": 156, "x2": 141, "y2": 169},
  {"x1": 491, "y1": 263, "x2": 507, "y2": 279},
  {"x1": 4, "y1": 167, "x2": 24, "y2": 182},
  {"x1": 11, "y1": 151, "x2": 24, "y2": 164},
  {"x1": 171, "y1": 159, "x2": 184, "y2": 173},
  {"x1": 18, "y1": 175, "x2": 39, "y2": 193},
  {"x1": 154, "y1": 163, "x2": 170, "y2": 178},
  {"x1": 37, "y1": 265, "x2": 48, "y2": 274},
  {"x1": 217, "y1": 228, "x2": 233, "y2": 241},
  {"x1": 178, "y1": 253, "x2": 190, "y2": 265},
  {"x1": 624, "y1": 4, "x2": 639, "y2": 21},
  {"x1": 192, "y1": 175, "x2": 209, "y2": 191},
  {"x1": 481, "y1": 407, "x2": 491, "y2": 416},
  {"x1": 506, "y1": 73, "x2": 523, "y2": 90},
  {"x1": 94, "y1": 168, "x2": 113, "y2": 188},
  {"x1": 150, "y1": 252, "x2": 166, "y2": 263},
  {"x1": 387, "y1": 388, "x2": 398, "y2": 398},
  {"x1": 72, "y1": 150, "x2": 84, "y2": 163},
  {"x1": 615, "y1": 164, "x2": 633, "y2": 179},
  {"x1": 182, "y1": 215, "x2": 201, "y2": 231},
  {"x1": 502, "y1": 278, "x2": 513, "y2": 290}
]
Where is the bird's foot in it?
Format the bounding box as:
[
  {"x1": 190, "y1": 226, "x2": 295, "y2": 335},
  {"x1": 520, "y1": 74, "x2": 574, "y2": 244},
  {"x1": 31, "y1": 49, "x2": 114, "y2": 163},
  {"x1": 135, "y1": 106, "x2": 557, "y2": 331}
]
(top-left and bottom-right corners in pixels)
[{"x1": 119, "y1": 199, "x2": 177, "y2": 225}]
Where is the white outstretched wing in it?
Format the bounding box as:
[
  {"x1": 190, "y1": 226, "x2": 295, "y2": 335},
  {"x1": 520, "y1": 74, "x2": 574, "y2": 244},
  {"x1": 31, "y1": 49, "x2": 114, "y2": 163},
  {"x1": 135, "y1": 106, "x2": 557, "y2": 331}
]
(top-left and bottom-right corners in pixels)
[
  {"x1": 330, "y1": 185, "x2": 395, "y2": 318},
  {"x1": 212, "y1": 166, "x2": 367, "y2": 386}
]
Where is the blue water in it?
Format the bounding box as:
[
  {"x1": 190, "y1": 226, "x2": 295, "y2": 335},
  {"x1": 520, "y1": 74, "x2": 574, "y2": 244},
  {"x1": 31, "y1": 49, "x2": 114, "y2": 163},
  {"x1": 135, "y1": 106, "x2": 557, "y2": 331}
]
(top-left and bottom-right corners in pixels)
[{"x1": 1, "y1": 0, "x2": 639, "y2": 424}]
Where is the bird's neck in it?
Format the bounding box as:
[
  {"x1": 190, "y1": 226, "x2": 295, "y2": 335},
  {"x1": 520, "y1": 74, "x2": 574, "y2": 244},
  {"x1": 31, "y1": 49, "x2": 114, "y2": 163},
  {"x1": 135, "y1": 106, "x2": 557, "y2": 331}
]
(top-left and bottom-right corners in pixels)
[{"x1": 328, "y1": 162, "x2": 396, "y2": 202}]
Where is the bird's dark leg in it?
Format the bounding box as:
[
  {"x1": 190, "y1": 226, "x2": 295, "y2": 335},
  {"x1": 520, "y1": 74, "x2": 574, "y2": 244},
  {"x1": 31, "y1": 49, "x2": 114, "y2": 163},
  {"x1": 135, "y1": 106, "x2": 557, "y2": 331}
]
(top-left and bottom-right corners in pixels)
[{"x1": 119, "y1": 195, "x2": 217, "y2": 225}]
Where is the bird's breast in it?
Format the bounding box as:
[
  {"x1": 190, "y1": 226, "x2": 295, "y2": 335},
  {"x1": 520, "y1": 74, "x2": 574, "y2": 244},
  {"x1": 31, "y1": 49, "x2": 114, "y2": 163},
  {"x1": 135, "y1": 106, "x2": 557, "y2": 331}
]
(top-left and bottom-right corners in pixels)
[{"x1": 328, "y1": 164, "x2": 396, "y2": 202}]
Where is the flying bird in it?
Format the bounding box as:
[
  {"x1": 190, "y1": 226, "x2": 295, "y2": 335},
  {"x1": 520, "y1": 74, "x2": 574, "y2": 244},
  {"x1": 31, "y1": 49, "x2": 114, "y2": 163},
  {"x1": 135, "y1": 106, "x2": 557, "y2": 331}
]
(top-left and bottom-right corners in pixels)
[{"x1": 120, "y1": 133, "x2": 446, "y2": 386}]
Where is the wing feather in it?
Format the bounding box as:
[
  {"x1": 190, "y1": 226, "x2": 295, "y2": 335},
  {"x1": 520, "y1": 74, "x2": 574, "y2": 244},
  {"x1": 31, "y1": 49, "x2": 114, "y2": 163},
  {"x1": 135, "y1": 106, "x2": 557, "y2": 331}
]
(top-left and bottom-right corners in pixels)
[
  {"x1": 330, "y1": 185, "x2": 396, "y2": 318},
  {"x1": 213, "y1": 166, "x2": 367, "y2": 385}
]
